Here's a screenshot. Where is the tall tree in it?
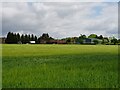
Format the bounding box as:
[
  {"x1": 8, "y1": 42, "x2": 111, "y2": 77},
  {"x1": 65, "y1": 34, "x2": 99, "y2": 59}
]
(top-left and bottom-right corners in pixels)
[
  {"x1": 14, "y1": 33, "x2": 17, "y2": 43},
  {"x1": 21, "y1": 34, "x2": 25, "y2": 44},
  {"x1": 16, "y1": 33, "x2": 20, "y2": 43},
  {"x1": 35, "y1": 35, "x2": 37, "y2": 43},
  {"x1": 111, "y1": 37, "x2": 118, "y2": 45},
  {"x1": 25, "y1": 34, "x2": 29, "y2": 43},
  {"x1": 5, "y1": 32, "x2": 11, "y2": 43},
  {"x1": 28, "y1": 34, "x2": 31, "y2": 42},
  {"x1": 31, "y1": 34, "x2": 35, "y2": 41},
  {"x1": 5, "y1": 32, "x2": 16, "y2": 44}
]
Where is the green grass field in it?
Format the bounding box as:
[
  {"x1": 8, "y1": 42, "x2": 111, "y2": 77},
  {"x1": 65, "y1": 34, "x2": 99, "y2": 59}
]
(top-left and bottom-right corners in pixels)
[{"x1": 2, "y1": 44, "x2": 118, "y2": 88}]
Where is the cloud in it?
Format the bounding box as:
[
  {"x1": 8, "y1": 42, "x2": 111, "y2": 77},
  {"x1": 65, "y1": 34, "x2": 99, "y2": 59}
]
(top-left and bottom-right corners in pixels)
[
  {"x1": 2, "y1": 2, "x2": 118, "y2": 38},
  {"x1": 0, "y1": 3, "x2": 2, "y2": 37},
  {"x1": 1, "y1": 0, "x2": 119, "y2": 2}
]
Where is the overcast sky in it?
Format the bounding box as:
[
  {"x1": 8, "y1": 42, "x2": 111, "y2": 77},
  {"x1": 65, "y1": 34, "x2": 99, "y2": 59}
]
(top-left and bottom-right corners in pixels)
[{"x1": 2, "y1": 2, "x2": 118, "y2": 39}]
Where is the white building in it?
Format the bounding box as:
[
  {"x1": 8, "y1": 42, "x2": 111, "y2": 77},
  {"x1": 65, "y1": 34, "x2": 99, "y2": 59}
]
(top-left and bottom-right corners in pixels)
[{"x1": 30, "y1": 41, "x2": 36, "y2": 44}]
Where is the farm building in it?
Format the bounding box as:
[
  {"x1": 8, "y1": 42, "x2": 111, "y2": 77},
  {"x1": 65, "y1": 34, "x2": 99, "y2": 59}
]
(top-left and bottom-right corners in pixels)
[
  {"x1": 83, "y1": 38, "x2": 102, "y2": 44},
  {"x1": 30, "y1": 41, "x2": 36, "y2": 44},
  {"x1": 39, "y1": 39, "x2": 66, "y2": 44},
  {"x1": 0, "y1": 37, "x2": 6, "y2": 44},
  {"x1": 48, "y1": 40, "x2": 66, "y2": 44},
  {"x1": 39, "y1": 40, "x2": 47, "y2": 44}
]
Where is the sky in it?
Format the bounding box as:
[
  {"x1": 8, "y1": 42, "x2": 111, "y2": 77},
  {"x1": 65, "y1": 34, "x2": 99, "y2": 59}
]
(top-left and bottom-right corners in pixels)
[
  {"x1": 1, "y1": 1, "x2": 118, "y2": 39},
  {"x1": 1, "y1": 0, "x2": 120, "y2": 2}
]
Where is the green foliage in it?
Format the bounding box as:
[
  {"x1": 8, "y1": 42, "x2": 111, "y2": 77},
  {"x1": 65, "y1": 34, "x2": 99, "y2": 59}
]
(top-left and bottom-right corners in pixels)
[
  {"x1": 93, "y1": 40, "x2": 99, "y2": 44},
  {"x1": 2, "y1": 45, "x2": 118, "y2": 88},
  {"x1": 118, "y1": 39, "x2": 120, "y2": 44},
  {"x1": 88, "y1": 34, "x2": 98, "y2": 38},
  {"x1": 5, "y1": 32, "x2": 21, "y2": 44},
  {"x1": 98, "y1": 35, "x2": 103, "y2": 39},
  {"x1": 38, "y1": 33, "x2": 54, "y2": 43},
  {"x1": 78, "y1": 34, "x2": 86, "y2": 44},
  {"x1": 66, "y1": 38, "x2": 71, "y2": 44},
  {"x1": 102, "y1": 37, "x2": 109, "y2": 44},
  {"x1": 111, "y1": 38, "x2": 118, "y2": 45},
  {"x1": 66, "y1": 38, "x2": 75, "y2": 44},
  {"x1": 79, "y1": 34, "x2": 86, "y2": 39},
  {"x1": 16, "y1": 33, "x2": 20, "y2": 42},
  {"x1": 5, "y1": 32, "x2": 38, "y2": 44},
  {"x1": 5, "y1": 32, "x2": 119, "y2": 45}
]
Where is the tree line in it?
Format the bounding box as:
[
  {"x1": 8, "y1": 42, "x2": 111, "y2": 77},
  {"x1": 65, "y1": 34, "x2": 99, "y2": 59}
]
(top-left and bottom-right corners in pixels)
[
  {"x1": 62, "y1": 34, "x2": 119, "y2": 45},
  {"x1": 5, "y1": 32, "x2": 38, "y2": 44},
  {"x1": 5, "y1": 32, "x2": 120, "y2": 45}
]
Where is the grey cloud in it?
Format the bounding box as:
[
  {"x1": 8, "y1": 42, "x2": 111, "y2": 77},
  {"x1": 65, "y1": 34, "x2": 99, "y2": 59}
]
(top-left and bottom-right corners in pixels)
[{"x1": 2, "y1": 2, "x2": 118, "y2": 38}]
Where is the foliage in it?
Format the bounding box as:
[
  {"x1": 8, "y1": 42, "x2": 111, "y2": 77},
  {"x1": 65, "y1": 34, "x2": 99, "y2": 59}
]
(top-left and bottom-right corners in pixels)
[
  {"x1": 97, "y1": 35, "x2": 103, "y2": 39},
  {"x1": 5, "y1": 32, "x2": 20, "y2": 44},
  {"x1": 88, "y1": 34, "x2": 98, "y2": 38},
  {"x1": 66, "y1": 37, "x2": 76, "y2": 44},
  {"x1": 102, "y1": 37, "x2": 109, "y2": 44},
  {"x1": 38, "y1": 33, "x2": 54, "y2": 43},
  {"x1": 118, "y1": 39, "x2": 120, "y2": 43},
  {"x1": 111, "y1": 37, "x2": 118, "y2": 45},
  {"x1": 93, "y1": 40, "x2": 99, "y2": 44},
  {"x1": 79, "y1": 34, "x2": 86, "y2": 39},
  {"x1": 5, "y1": 32, "x2": 120, "y2": 45},
  {"x1": 5, "y1": 32, "x2": 37, "y2": 44}
]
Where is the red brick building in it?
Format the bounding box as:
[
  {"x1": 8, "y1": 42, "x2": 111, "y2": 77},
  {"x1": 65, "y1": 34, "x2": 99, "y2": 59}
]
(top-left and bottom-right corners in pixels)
[{"x1": 48, "y1": 40, "x2": 66, "y2": 44}]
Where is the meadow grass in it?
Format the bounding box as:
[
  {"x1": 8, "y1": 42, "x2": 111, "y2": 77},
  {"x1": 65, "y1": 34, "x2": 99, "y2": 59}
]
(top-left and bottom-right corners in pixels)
[{"x1": 2, "y1": 44, "x2": 118, "y2": 88}]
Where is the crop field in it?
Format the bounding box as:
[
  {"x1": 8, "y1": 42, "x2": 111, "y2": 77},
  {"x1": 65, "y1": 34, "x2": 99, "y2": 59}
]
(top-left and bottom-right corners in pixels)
[{"x1": 2, "y1": 44, "x2": 118, "y2": 88}]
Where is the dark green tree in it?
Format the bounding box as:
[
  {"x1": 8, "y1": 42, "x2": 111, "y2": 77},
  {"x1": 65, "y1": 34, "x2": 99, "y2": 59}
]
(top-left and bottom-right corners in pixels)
[
  {"x1": 66, "y1": 38, "x2": 71, "y2": 44},
  {"x1": 38, "y1": 33, "x2": 52, "y2": 43},
  {"x1": 5, "y1": 32, "x2": 11, "y2": 43},
  {"x1": 13, "y1": 33, "x2": 17, "y2": 43},
  {"x1": 35, "y1": 35, "x2": 37, "y2": 43},
  {"x1": 28, "y1": 34, "x2": 31, "y2": 42},
  {"x1": 31, "y1": 34, "x2": 35, "y2": 41},
  {"x1": 16, "y1": 33, "x2": 20, "y2": 42},
  {"x1": 79, "y1": 34, "x2": 86, "y2": 39},
  {"x1": 5, "y1": 32, "x2": 16, "y2": 44},
  {"x1": 111, "y1": 38, "x2": 118, "y2": 45},
  {"x1": 25, "y1": 34, "x2": 29, "y2": 43},
  {"x1": 78, "y1": 34, "x2": 86, "y2": 44},
  {"x1": 98, "y1": 35, "x2": 103, "y2": 39},
  {"x1": 21, "y1": 34, "x2": 25, "y2": 44},
  {"x1": 118, "y1": 39, "x2": 120, "y2": 43},
  {"x1": 102, "y1": 37, "x2": 109, "y2": 44}
]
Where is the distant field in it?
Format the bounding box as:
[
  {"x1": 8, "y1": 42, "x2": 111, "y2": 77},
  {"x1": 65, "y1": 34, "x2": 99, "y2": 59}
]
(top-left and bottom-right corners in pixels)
[{"x1": 2, "y1": 44, "x2": 118, "y2": 88}]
